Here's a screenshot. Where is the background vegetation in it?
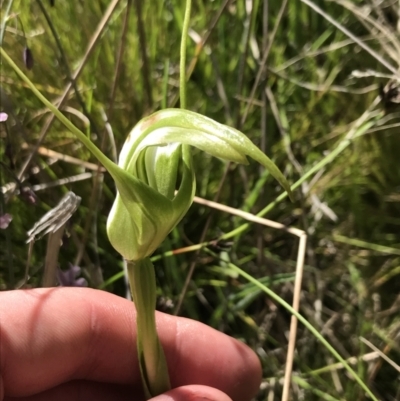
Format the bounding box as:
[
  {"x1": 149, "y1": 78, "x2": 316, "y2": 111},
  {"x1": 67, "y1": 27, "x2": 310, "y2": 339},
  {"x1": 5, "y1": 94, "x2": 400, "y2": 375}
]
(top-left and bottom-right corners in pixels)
[{"x1": 1, "y1": 0, "x2": 399, "y2": 400}]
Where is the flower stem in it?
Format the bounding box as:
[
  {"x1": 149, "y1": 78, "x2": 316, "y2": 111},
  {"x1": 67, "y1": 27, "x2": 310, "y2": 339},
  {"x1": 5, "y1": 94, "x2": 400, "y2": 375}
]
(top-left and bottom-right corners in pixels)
[
  {"x1": 179, "y1": 0, "x2": 192, "y2": 109},
  {"x1": 126, "y1": 258, "x2": 170, "y2": 398}
]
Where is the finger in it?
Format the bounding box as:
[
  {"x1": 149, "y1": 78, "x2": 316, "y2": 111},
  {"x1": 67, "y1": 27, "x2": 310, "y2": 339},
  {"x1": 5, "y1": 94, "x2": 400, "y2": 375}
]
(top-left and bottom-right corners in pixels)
[
  {"x1": 1, "y1": 288, "x2": 141, "y2": 398},
  {"x1": 0, "y1": 288, "x2": 261, "y2": 401},
  {"x1": 150, "y1": 385, "x2": 232, "y2": 401},
  {"x1": 3, "y1": 381, "x2": 135, "y2": 401},
  {"x1": 3, "y1": 383, "x2": 230, "y2": 401}
]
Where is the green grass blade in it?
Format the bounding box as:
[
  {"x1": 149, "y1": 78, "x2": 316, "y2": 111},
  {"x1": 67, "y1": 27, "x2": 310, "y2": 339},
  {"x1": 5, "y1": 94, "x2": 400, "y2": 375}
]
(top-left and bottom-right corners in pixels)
[{"x1": 227, "y1": 262, "x2": 379, "y2": 401}]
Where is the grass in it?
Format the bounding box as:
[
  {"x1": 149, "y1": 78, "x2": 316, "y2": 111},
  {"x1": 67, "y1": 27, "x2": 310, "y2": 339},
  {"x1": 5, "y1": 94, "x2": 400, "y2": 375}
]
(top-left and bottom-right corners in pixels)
[{"x1": 1, "y1": 0, "x2": 400, "y2": 400}]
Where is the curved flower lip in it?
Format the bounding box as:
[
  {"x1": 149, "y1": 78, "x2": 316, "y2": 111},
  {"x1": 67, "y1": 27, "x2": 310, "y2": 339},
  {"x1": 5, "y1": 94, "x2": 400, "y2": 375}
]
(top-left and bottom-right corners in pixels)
[
  {"x1": 135, "y1": 127, "x2": 248, "y2": 164},
  {"x1": 120, "y1": 108, "x2": 294, "y2": 201}
]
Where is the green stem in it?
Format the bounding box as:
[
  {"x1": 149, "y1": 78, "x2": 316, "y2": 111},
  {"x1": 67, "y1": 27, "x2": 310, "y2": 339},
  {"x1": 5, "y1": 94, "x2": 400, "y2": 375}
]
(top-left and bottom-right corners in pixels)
[
  {"x1": 161, "y1": 58, "x2": 170, "y2": 109},
  {"x1": 179, "y1": 0, "x2": 193, "y2": 206},
  {"x1": 35, "y1": 0, "x2": 100, "y2": 135},
  {"x1": 0, "y1": 47, "x2": 118, "y2": 177},
  {"x1": 16, "y1": 15, "x2": 28, "y2": 47},
  {"x1": 126, "y1": 258, "x2": 170, "y2": 398},
  {"x1": 179, "y1": 0, "x2": 192, "y2": 109},
  {"x1": 0, "y1": 0, "x2": 14, "y2": 45}
]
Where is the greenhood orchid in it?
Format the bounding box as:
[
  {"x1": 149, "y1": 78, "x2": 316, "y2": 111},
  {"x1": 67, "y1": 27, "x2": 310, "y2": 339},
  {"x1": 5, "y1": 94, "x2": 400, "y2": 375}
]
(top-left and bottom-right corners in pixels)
[{"x1": 106, "y1": 108, "x2": 293, "y2": 262}]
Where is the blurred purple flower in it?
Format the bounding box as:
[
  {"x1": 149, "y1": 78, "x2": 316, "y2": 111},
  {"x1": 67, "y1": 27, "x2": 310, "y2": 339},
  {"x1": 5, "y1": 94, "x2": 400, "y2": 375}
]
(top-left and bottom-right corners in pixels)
[
  {"x1": 0, "y1": 213, "x2": 12, "y2": 229},
  {"x1": 57, "y1": 264, "x2": 88, "y2": 287},
  {"x1": 0, "y1": 112, "x2": 8, "y2": 122}
]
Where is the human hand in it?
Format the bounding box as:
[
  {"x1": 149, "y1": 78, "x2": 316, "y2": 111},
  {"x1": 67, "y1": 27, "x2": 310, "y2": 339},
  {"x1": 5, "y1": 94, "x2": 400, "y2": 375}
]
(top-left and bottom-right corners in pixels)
[{"x1": 0, "y1": 288, "x2": 261, "y2": 401}]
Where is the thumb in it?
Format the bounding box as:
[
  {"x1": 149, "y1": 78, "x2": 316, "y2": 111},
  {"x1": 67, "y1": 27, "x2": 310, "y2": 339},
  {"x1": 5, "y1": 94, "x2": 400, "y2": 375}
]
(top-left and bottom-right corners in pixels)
[{"x1": 149, "y1": 385, "x2": 232, "y2": 401}]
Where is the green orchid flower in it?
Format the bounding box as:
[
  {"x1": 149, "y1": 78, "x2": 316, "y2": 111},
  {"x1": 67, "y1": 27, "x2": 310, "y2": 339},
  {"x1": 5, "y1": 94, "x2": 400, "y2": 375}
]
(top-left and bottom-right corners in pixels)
[{"x1": 106, "y1": 108, "x2": 293, "y2": 262}]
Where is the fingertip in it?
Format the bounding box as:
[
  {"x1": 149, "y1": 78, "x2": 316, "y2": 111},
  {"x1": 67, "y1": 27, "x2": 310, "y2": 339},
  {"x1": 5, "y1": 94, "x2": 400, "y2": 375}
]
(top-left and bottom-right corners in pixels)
[{"x1": 150, "y1": 385, "x2": 232, "y2": 401}]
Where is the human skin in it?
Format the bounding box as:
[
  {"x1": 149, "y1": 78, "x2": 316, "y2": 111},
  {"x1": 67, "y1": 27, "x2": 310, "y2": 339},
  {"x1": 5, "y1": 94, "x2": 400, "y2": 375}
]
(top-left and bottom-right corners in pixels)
[{"x1": 0, "y1": 288, "x2": 261, "y2": 401}]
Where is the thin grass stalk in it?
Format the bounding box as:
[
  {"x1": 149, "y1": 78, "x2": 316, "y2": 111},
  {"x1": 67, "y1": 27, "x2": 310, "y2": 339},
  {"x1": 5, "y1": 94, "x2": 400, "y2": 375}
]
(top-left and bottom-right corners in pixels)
[
  {"x1": 35, "y1": 0, "x2": 101, "y2": 136},
  {"x1": 161, "y1": 59, "x2": 170, "y2": 110},
  {"x1": 340, "y1": 0, "x2": 400, "y2": 61},
  {"x1": 0, "y1": 48, "x2": 119, "y2": 176},
  {"x1": 241, "y1": 0, "x2": 288, "y2": 125},
  {"x1": 0, "y1": 0, "x2": 15, "y2": 45},
  {"x1": 179, "y1": 0, "x2": 191, "y2": 109},
  {"x1": 15, "y1": 0, "x2": 121, "y2": 183},
  {"x1": 172, "y1": 0, "x2": 195, "y2": 315},
  {"x1": 173, "y1": 165, "x2": 230, "y2": 315},
  {"x1": 74, "y1": 0, "x2": 132, "y2": 271},
  {"x1": 224, "y1": 100, "x2": 382, "y2": 241},
  {"x1": 170, "y1": 0, "x2": 231, "y2": 108},
  {"x1": 73, "y1": 172, "x2": 103, "y2": 278},
  {"x1": 281, "y1": 232, "x2": 307, "y2": 401},
  {"x1": 235, "y1": 0, "x2": 256, "y2": 128},
  {"x1": 108, "y1": 0, "x2": 132, "y2": 117},
  {"x1": 300, "y1": 0, "x2": 400, "y2": 79},
  {"x1": 133, "y1": 0, "x2": 153, "y2": 108},
  {"x1": 228, "y1": 263, "x2": 379, "y2": 401}
]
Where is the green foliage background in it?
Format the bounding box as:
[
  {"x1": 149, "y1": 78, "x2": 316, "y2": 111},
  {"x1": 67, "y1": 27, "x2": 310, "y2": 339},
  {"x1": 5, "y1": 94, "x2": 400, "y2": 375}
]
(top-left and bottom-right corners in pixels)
[{"x1": 1, "y1": 0, "x2": 399, "y2": 400}]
